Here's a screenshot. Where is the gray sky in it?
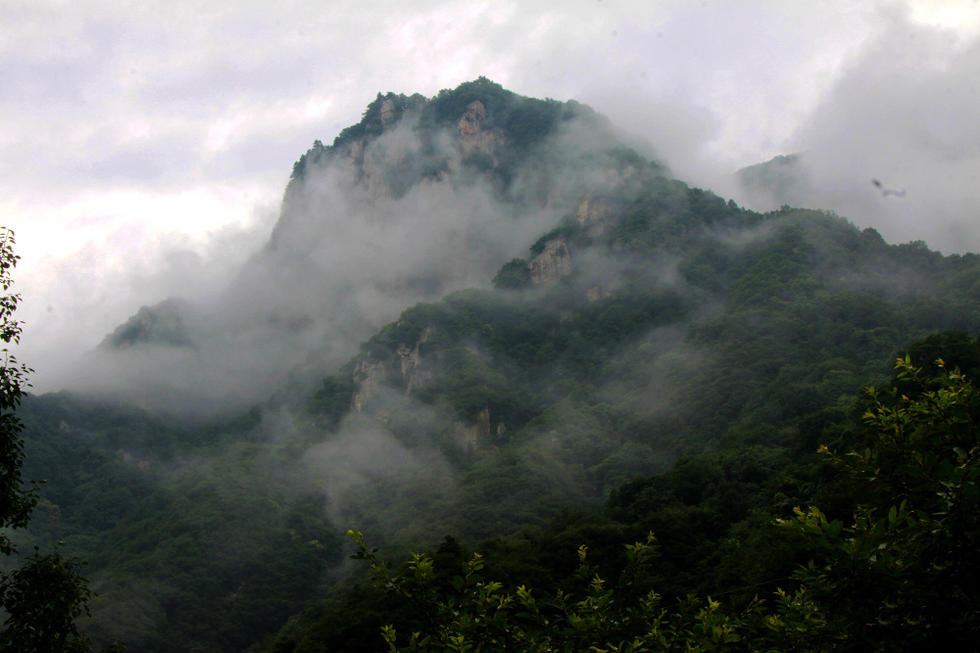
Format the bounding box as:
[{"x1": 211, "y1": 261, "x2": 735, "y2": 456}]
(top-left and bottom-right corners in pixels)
[{"x1": 2, "y1": 0, "x2": 979, "y2": 389}]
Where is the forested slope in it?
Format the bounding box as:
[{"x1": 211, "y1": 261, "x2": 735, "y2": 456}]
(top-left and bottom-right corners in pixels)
[{"x1": 270, "y1": 344, "x2": 980, "y2": 651}]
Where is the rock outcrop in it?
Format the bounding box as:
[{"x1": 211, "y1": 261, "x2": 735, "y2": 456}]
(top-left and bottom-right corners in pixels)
[
  {"x1": 529, "y1": 238, "x2": 572, "y2": 285},
  {"x1": 457, "y1": 100, "x2": 505, "y2": 163},
  {"x1": 352, "y1": 326, "x2": 434, "y2": 412},
  {"x1": 452, "y1": 407, "x2": 506, "y2": 455},
  {"x1": 379, "y1": 97, "x2": 397, "y2": 126},
  {"x1": 351, "y1": 359, "x2": 387, "y2": 413},
  {"x1": 576, "y1": 195, "x2": 614, "y2": 238},
  {"x1": 397, "y1": 326, "x2": 432, "y2": 396}
]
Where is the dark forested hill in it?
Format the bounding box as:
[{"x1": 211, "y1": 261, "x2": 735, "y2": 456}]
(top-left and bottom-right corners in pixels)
[{"x1": 17, "y1": 79, "x2": 980, "y2": 651}]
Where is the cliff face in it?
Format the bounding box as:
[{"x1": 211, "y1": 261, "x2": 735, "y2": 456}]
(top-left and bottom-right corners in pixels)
[
  {"x1": 351, "y1": 358, "x2": 387, "y2": 413},
  {"x1": 398, "y1": 326, "x2": 433, "y2": 396},
  {"x1": 351, "y1": 326, "x2": 433, "y2": 413},
  {"x1": 235, "y1": 77, "x2": 636, "y2": 319},
  {"x1": 529, "y1": 238, "x2": 572, "y2": 285},
  {"x1": 576, "y1": 195, "x2": 614, "y2": 237},
  {"x1": 457, "y1": 100, "x2": 506, "y2": 163}
]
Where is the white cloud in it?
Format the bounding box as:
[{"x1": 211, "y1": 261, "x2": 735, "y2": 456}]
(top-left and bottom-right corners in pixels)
[{"x1": 2, "y1": 0, "x2": 979, "y2": 389}]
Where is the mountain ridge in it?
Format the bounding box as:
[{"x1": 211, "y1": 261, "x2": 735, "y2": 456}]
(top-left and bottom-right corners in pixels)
[{"x1": 17, "y1": 79, "x2": 980, "y2": 651}]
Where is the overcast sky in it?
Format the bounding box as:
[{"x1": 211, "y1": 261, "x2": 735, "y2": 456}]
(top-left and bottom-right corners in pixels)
[{"x1": 2, "y1": 0, "x2": 979, "y2": 389}]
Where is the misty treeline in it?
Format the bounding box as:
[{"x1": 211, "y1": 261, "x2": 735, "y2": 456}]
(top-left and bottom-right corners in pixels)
[
  {"x1": 11, "y1": 79, "x2": 980, "y2": 651},
  {"x1": 268, "y1": 346, "x2": 980, "y2": 651}
]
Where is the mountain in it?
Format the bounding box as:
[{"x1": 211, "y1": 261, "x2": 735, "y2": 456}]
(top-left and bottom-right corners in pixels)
[
  {"x1": 99, "y1": 298, "x2": 194, "y2": 350},
  {"x1": 76, "y1": 77, "x2": 638, "y2": 416},
  {"x1": 17, "y1": 79, "x2": 980, "y2": 651},
  {"x1": 734, "y1": 152, "x2": 807, "y2": 207}
]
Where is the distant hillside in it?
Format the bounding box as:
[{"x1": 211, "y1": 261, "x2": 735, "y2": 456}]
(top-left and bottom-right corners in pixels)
[
  {"x1": 735, "y1": 152, "x2": 806, "y2": 206},
  {"x1": 99, "y1": 298, "x2": 193, "y2": 350}
]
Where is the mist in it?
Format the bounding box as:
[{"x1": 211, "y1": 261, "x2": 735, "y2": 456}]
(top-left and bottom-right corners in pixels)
[{"x1": 731, "y1": 8, "x2": 980, "y2": 253}]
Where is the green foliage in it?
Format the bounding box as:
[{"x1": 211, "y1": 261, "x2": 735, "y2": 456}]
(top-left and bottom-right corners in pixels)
[
  {"x1": 345, "y1": 529, "x2": 835, "y2": 652},
  {"x1": 0, "y1": 547, "x2": 92, "y2": 652},
  {"x1": 900, "y1": 329, "x2": 980, "y2": 377},
  {"x1": 289, "y1": 138, "x2": 330, "y2": 183},
  {"x1": 780, "y1": 356, "x2": 980, "y2": 648},
  {"x1": 0, "y1": 228, "x2": 94, "y2": 651},
  {"x1": 312, "y1": 355, "x2": 980, "y2": 651},
  {"x1": 312, "y1": 375, "x2": 355, "y2": 429},
  {"x1": 0, "y1": 228, "x2": 35, "y2": 554},
  {"x1": 73, "y1": 444, "x2": 342, "y2": 652},
  {"x1": 491, "y1": 258, "x2": 530, "y2": 290},
  {"x1": 421, "y1": 77, "x2": 569, "y2": 150}
]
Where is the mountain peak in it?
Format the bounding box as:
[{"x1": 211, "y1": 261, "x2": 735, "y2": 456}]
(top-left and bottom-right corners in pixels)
[{"x1": 99, "y1": 297, "x2": 193, "y2": 350}]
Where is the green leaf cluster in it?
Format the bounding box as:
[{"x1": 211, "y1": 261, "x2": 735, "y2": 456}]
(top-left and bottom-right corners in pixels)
[{"x1": 0, "y1": 228, "x2": 95, "y2": 651}]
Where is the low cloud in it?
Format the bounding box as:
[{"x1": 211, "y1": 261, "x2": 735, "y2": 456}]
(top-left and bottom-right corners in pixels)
[{"x1": 735, "y1": 7, "x2": 980, "y2": 253}]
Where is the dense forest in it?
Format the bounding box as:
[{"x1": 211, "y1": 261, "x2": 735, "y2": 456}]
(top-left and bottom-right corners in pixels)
[{"x1": 4, "y1": 79, "x2": 979, "y2": 650}]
